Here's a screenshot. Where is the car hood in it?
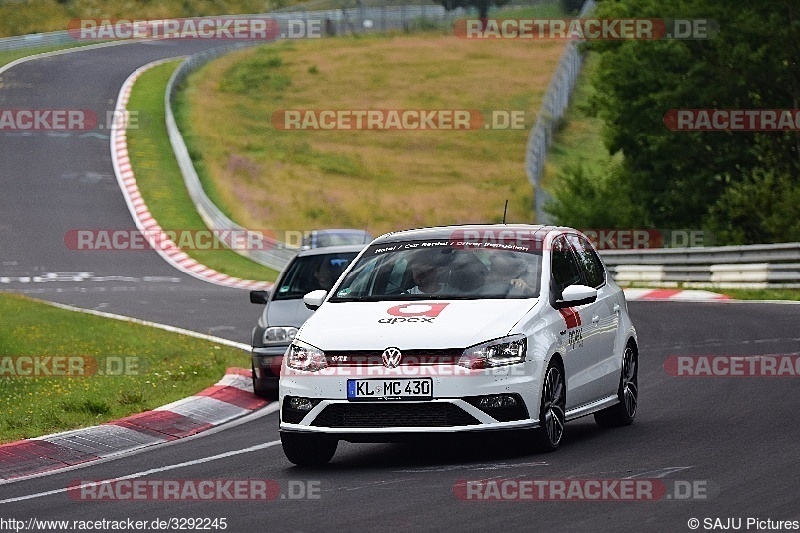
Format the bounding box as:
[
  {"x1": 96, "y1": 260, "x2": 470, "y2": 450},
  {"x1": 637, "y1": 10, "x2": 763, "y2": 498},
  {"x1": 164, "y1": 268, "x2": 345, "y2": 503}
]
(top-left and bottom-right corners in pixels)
[
  {"x1": 263, "y1": 298, "x2": 314, "y2": 328},
  {"x1": 297, "y1": 299, "x2": 540, "y2": 350}
]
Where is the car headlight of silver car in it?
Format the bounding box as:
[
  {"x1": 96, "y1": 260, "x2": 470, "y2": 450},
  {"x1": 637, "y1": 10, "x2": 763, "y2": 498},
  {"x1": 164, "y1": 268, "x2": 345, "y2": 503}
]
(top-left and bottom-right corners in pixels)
[
  {"x1": 263, "y1": 326, "x2": 298, "y2": 345},
  {"x1": 458, "y1": 334, "x2": 527, "y2": 369},
  {"x1": 286, "y1": 340, "x2": 327, "y2": 372}
]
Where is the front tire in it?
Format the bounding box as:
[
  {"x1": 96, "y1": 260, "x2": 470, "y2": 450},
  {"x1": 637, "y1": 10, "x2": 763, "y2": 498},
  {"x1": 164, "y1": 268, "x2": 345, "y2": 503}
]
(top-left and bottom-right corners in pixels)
[
  {"x1": 594, "y1": 343, "x2": 638, "y2": 428},
  {"x1": 281, "y1": 432, "x2": 338, "y2": 466},
  {"x1": 529, "y1": 360, "x2": 566, "y2": 453}
]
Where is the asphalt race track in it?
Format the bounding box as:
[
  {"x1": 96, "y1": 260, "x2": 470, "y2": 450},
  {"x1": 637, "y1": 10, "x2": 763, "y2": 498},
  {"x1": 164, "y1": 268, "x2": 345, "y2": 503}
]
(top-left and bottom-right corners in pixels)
[
  {"x1": 2, "y1": 41, "x2": 800, "y2": 532},
  {"x1": 0, "y1": 39, "x2": 261, "y2": 343}
]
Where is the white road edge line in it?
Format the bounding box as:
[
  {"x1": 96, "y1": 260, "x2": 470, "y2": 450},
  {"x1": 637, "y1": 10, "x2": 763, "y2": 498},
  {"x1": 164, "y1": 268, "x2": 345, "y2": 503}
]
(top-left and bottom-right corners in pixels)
[
  {"x1": 110, "y1": 59, "x2": 273, "y2": 290},
  {"x1": 42, "y1": 299, "x2": 250, "y2": 350},
  {"x1": 0, "y1": 403, "x2": 280, "y2": 487},
  {"x1": 0, "y1": 39, "x2": 141, "y2": 77},
  {"x1": 0, "y1": 438, "x2": 282, "y2": 504}
]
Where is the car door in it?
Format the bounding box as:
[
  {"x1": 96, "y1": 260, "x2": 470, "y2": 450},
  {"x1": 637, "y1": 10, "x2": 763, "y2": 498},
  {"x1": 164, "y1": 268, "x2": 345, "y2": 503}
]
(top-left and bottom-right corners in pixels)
[
  {"x1": 550, "y1": 235, "x2": 596, "y2": 409},
  {"x1": 566, "y1": 233, "x2": 621, "y2": 399}
]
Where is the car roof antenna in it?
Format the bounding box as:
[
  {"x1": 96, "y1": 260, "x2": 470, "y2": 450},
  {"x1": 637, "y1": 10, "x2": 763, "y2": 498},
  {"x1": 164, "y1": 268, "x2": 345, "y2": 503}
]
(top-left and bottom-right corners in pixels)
[{"x1": 502, "y1": 199, "x2": 509, "y2": 224}]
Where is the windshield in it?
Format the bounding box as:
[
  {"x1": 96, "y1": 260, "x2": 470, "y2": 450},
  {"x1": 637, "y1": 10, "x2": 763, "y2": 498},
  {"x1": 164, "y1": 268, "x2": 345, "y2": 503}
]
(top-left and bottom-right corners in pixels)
[
  {"x1": 273, "y1": 252, "x2": 359, "y2": 301},
  {"x1": 330, "y1": 240, "x2": 542, "y2": 301}
]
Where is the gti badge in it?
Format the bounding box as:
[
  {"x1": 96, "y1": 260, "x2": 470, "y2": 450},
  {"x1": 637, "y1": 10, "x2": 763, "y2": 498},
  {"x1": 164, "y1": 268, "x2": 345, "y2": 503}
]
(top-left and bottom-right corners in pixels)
[{"x1": 382, "y1": 347, "x2": 402, "y2": 369}]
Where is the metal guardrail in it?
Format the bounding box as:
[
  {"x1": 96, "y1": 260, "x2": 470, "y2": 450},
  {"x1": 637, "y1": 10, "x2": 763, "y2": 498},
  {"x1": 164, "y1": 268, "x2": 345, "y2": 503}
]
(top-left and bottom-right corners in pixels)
[
  {"x1": 599, "y1": 243, "x2": 800, "y2": 289},
  {"x1": 0, "y1": 31, "x2": 72, "y2": 52},
  {"x1": 525, "y1": 0, "x2": 595, "y2": 224},
  {"x1": 163, "y1": 6, "x2": 460, "y2": 271},
  {"x1": 165, "y1": 44, "x2": 299, "y2": 272}
]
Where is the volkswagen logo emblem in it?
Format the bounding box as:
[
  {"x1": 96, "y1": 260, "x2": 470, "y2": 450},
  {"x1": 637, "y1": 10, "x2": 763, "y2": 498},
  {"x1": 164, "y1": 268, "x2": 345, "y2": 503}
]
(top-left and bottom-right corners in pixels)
[{"x1": 382, "y1": 347, "x2": 402, "y2": 369}]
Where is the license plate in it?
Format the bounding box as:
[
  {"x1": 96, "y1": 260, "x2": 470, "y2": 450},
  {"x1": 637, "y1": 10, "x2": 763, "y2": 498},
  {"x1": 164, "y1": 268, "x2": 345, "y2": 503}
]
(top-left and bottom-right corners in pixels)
[{"x1": 347, "y1": 378, "x2": 432, "y2": 400}]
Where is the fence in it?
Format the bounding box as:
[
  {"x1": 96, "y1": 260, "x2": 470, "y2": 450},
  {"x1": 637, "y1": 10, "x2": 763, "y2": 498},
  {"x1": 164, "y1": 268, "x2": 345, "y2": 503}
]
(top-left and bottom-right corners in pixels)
[
  {"x1": 525, "y1": 0, "x2": 596, "y2": 223},
  {"x1": 0, "y1": 2, "x2": 459, "y2": 52}
]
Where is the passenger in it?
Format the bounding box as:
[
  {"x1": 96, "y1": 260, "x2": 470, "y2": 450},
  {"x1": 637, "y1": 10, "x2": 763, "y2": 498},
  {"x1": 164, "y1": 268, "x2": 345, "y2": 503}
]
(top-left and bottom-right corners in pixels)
[{"x1": 484, "y1": 252, "x2": 536, "y2": 296}]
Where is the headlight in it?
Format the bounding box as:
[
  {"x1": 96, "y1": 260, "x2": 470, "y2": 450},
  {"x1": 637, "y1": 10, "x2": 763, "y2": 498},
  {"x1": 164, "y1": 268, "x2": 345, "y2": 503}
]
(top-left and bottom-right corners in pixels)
[
  {"x1": 286, "y1": 340, "x2": 327, "y2": 372},
  {"x1": 458, "y1": 335, "x2": 527, "y2": 369},
  {"x1": 263, "y1": 326, "x2": 298, "y2": 345}
]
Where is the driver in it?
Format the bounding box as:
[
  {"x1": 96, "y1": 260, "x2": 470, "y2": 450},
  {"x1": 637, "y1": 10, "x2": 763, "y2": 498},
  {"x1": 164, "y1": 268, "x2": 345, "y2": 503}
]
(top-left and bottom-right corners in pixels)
[
  {"x1": 313, "y1": 259, "x2": 341, "y2": 291},
  {"x1": 404, "y1": 248, "x2": 454, "y2": 295}
]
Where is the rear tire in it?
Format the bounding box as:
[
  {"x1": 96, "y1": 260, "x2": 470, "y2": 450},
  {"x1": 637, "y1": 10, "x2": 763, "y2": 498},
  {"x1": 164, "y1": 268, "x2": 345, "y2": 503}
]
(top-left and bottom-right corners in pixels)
[
  {"x1": 281, "y1": 432, "x2": 338, "y2": 466},
  {"x1": 594, "y1": 343, "x2": 638, "y2": 428},
  {"x1": 529, "y1": 360, "x2": 566, "y2": 453}
]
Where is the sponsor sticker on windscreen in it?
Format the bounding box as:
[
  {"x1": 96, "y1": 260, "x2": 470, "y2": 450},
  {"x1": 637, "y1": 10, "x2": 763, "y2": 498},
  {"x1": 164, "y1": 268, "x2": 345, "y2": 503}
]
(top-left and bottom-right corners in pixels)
[{"x1": 347, "y1": 378, "x2": 433, "y2": 400}]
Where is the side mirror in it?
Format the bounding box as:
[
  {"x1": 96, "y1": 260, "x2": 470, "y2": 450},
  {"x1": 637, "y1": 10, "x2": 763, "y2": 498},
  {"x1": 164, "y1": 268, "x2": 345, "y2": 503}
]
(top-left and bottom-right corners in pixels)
[
  {"x1": 555, "y1": 284, "x2": 597, "y2": 309},
  {"x1": 303, "y1": 289, "x2": 328, "y2": 311},
  {"x1": 249, "y1": 290, "x2": 270, "y2": 305}
]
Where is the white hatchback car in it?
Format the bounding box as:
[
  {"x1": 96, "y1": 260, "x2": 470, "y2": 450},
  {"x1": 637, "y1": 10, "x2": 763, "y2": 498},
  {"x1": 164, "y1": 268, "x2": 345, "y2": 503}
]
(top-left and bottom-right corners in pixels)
[{"x1": 279, "y1": 225, "x2": 638, "y2": 465}]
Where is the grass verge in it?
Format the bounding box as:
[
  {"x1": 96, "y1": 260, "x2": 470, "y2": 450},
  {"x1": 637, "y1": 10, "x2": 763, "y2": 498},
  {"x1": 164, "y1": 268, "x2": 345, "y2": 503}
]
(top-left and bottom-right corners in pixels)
[
  {"x1": 717, "y1": 288, "x2": 800, "y2": 302},
  {"x1": 0, "y1": 293, "x2": 249, "y2": 443},
  {"x1": 125, "y1": 60, "x2": 279, "y2": 282},
  {"x1": 179, "y1": 29, "x2": 568, "y2": 236}
]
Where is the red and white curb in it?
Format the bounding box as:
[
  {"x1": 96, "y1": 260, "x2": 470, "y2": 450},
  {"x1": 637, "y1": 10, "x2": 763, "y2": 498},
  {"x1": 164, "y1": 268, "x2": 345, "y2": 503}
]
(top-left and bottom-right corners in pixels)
[
  {"x1": 623, "y1": 288, "x2": 730, "y2": 301},
  {"x1": 110, "y1": 59, "x2": 271, "y2": 290},
  {"x1": 0, "y1": 368, "x2": 267, "y2": 482}
]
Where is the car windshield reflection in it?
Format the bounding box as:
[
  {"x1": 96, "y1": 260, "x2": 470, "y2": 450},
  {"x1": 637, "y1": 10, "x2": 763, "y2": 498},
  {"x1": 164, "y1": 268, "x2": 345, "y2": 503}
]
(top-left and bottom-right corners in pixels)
[{"x1": 329, "y1": 240, "x2": 542, "y2": 301}]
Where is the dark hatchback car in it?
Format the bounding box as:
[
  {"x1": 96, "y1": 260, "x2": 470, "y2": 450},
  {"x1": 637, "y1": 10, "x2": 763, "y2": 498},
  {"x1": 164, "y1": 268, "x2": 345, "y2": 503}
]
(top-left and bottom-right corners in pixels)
[{"x1": 250, "y1": 244, "x2": 365, "y2": 398}]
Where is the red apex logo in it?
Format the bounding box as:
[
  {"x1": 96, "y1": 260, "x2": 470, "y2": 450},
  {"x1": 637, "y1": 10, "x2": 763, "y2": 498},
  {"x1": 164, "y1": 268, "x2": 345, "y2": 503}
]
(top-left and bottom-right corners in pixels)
[{"x1": 386, "y1": 303, "x2": 449, "y2": 318}]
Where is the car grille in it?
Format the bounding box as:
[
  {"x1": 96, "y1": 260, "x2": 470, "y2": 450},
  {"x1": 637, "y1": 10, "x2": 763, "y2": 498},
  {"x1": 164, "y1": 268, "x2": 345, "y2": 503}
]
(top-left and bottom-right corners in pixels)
[
  {"x1": 324, "y1": 349, "x2": 463, "y2": 367},
  {"x1": 310, "y1": 402, "x2": 480, "y2": 428}
]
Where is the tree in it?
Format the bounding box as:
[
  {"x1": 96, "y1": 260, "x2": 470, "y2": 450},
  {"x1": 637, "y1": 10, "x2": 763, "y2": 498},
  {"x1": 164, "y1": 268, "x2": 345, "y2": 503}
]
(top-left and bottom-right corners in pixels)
[{"x1": 576, "y1": 0, "x2": 800, "y2": 243}]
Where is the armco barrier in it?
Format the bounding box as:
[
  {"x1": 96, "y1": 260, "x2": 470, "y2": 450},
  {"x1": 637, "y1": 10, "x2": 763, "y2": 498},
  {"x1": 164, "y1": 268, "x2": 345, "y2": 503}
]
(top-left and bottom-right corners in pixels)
[
  {"x1": 0, "y1": 31, "x2": 72, "y2": 52},
  {"x1": 162, "y1": 6, "x2": 463, "y2": 271},
  {"x1": 165, "y1": 44, "x2": 298, "y2": 272},
  {"x1": 599, "y1": 243, "x2": 800, "y2": 289}
]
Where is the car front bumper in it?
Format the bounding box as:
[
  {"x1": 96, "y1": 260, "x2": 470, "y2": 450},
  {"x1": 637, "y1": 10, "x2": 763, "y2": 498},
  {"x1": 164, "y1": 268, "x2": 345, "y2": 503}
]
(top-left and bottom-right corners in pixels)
[
  {"x1": 252, "y1": 346, "x2": 288, "y2": 393},
  {"x1": 278, "y1": 361, "x2": 544, "y2": 439}
]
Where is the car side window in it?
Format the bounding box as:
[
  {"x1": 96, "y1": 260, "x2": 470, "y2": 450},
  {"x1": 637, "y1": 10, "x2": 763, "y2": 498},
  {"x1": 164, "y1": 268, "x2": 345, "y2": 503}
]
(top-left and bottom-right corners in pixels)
[
  {"x1": 567, "y1": 234, "x2": 606, "y2": 289},
  {"x1": 551, "y1": 236, "x2": 583, "y2": 299}
]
